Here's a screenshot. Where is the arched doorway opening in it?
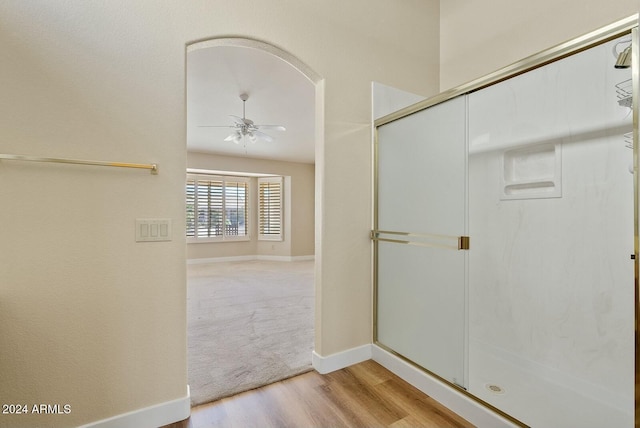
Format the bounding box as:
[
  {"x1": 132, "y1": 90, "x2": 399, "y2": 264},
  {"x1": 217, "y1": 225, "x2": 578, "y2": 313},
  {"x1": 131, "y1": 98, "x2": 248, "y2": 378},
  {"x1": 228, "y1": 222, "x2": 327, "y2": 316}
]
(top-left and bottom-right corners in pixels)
[{"x1": 185, "y1": 37, "x2": 323, "y2": 406}]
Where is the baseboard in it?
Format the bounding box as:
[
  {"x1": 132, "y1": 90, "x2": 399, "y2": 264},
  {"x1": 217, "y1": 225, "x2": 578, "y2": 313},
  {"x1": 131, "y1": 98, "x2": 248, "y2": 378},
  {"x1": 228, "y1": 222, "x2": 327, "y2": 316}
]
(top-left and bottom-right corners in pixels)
[
  {"x1": 290, "y1": 255, "x2": 315, "y2": 261},
  {"x1": 187, "y1": 256, "x2": 255, "y2": 264},
  {"x1": 312, "y1": 344, "x2": 372, "y2": 374},
  {"x1": 79, "y1": 386, "x2": 190, "y2": 428},
  {"x1": 188, "y1": 255, "x2": 315, "y2": 264},
  {"x1": 257, "y1": 255, "x2": 315, "y2": 262},
  {"x1": 372, "y1": 345, "x2": 517, "y2": 428}
]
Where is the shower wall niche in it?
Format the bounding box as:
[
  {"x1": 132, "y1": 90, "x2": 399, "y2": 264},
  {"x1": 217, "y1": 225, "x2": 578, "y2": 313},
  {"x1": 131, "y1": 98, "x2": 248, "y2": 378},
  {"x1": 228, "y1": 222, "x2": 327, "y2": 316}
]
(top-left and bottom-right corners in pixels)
[
  {"x1": 500, "y1": 142, "x2": 561, "y2": 199},
  {"x1": 374, "y1": 28, "x2": 635, "y2": 428}
]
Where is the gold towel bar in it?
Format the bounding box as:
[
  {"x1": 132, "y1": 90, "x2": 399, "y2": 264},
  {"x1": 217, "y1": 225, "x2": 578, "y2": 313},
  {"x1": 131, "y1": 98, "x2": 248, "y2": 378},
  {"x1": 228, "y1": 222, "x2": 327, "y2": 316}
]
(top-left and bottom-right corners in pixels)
[{"x1": 0, "y1": 154, "x2": 158, "y2": 175}]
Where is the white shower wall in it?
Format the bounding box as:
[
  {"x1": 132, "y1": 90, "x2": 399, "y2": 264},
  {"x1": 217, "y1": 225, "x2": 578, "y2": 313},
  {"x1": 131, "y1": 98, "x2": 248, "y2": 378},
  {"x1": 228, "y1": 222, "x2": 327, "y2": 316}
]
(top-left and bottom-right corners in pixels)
[{"x1": 467, "y1": 36, "x2": 634, "y2": 413}]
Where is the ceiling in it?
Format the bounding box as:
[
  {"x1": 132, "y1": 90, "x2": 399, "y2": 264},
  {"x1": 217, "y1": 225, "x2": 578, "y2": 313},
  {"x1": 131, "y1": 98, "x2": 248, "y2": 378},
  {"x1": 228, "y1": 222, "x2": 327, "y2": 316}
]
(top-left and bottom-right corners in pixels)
[{"x1": 186, "y1": 45, "x2": 316, "y2": 164}]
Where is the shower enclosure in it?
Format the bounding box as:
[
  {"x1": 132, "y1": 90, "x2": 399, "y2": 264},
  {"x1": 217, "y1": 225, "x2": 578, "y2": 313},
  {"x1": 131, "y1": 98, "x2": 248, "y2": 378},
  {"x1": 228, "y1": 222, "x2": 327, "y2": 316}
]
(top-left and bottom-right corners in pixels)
[{"x1": 373, "y1": 18, "x2": 637, "y2": 427}]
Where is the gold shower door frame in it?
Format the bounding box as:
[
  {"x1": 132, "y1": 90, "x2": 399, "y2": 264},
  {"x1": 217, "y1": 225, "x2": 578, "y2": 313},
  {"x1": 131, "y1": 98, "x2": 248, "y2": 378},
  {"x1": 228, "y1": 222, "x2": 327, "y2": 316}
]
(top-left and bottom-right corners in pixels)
[{"x1": 372, "y1": 14, "x2": 639, "y2": 428}]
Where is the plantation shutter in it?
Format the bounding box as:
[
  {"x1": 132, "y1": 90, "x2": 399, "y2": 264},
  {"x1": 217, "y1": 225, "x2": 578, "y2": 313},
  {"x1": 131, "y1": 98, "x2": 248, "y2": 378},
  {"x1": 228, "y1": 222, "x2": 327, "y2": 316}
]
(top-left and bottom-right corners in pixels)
[
  {"x1": 198, "y1": 178, "x2": 223, "y2": 237},
  {"x1": 186, "y1": 174, "x2": 248, "y2": 240},
  {"x1": 186, "y1": 178, "x2": 196, "y2": 237},
  {"x1": 258, "y1": 177, "x2": 283, "y2": 241},
  {"x1": 224, "y1": 180, "x2": 248, "y2": 237}
]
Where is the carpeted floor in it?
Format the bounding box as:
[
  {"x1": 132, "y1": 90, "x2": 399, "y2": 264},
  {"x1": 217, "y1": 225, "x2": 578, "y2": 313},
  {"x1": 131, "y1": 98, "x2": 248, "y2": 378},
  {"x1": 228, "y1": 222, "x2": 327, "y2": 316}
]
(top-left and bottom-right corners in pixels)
[{"x1": 187, "y1": 259, "x2": 314, "y2": 406}]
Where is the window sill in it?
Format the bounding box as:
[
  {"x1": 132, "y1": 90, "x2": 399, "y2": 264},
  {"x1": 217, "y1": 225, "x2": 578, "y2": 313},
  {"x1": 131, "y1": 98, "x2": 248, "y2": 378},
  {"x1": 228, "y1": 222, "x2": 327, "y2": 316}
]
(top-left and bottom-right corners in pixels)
[{"x1": 258, "y1": 235, "x2": 283, "y2": 242}]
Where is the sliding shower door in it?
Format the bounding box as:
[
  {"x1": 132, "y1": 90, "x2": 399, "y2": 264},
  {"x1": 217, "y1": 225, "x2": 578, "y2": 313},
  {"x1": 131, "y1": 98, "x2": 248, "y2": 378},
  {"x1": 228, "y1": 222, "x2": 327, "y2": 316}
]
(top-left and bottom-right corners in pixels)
[
  {"x1": 373, "y1": 22, "x2": 636, "y2": 427},
  {"x1": 375, "y1": 95, "x2": 468, "y2": 387}
]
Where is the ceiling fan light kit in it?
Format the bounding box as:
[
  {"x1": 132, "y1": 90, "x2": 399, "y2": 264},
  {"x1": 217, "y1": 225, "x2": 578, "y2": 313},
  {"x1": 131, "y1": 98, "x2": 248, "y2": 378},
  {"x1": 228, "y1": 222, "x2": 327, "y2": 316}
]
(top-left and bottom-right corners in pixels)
[{"x1": 200, "y1": 93, "x2": 286, "y2": 145}]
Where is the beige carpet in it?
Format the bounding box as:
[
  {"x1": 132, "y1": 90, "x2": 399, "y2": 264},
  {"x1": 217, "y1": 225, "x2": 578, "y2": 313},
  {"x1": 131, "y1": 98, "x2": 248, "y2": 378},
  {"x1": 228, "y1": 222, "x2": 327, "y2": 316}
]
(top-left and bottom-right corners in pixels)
[{"x1": 187, "y1": 259, "x2": 314, "y2": 406}]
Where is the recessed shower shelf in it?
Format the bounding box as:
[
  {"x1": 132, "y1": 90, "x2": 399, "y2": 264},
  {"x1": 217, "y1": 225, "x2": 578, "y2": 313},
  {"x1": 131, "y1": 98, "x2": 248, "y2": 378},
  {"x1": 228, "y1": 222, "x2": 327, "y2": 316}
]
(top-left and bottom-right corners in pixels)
[
  {"x1": 504, "y1": 179, "x2": 557, "y2": 195},
  {"x1": 501, "y1": 143, "x2": 562, "y2": 200},
  {"x1": 616, "y1": 79, "x2": 632, "y2": 109}
]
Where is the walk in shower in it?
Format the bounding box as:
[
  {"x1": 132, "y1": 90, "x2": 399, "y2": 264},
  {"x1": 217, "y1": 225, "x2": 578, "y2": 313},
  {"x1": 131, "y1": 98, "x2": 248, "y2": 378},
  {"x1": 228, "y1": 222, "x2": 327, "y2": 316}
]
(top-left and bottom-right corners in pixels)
[{"x1": 373, "y1": 17, "x2": 637, "y2": 427}]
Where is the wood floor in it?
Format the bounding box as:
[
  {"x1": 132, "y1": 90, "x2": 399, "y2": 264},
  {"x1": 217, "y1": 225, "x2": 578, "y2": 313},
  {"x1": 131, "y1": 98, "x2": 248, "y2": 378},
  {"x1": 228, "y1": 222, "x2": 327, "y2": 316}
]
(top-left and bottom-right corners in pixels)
[{"x1": 163, "y1": 360, "x2": 473, "y2": 428}]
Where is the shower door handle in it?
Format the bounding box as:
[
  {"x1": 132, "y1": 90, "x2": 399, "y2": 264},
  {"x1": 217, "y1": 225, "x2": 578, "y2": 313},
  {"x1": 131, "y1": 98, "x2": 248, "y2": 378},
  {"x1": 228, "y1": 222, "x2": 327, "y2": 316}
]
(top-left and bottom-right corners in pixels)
[{"x1": 371, "y1": 230, "x2": 470, "y2": 251}]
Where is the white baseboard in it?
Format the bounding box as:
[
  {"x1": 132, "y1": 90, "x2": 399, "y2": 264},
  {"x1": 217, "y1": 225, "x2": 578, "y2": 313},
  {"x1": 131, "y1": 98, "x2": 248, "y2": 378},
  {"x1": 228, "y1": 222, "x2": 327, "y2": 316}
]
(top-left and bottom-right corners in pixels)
[
  {"x1": 312, "y1": 344, "x2": 372, "y2": 374},
  {"x1": 372, "y1": 345, "x2": 516, "y2": 428},
  {"x1": 289, "y1": 255, "x2": 316, "y2": 261},
  {"x1": 257, "y1": 255, "x2": 315, "y2": 262},
  {"x1": 79, "y1": 386, "x2": 190, "y2": 428},
  {"x1": 187, "y1": 255, "x2": 255, "y2": 264},
  {"x1": 188, "y1": 255, "x2": 315, "y2": 264}
]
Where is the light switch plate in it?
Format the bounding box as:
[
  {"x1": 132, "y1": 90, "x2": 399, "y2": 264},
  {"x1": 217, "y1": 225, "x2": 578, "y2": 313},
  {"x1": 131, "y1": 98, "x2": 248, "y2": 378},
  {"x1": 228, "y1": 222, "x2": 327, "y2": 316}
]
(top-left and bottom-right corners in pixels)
[{"x1": 136, "y1": 218, "x2": 172, "y2": 242}]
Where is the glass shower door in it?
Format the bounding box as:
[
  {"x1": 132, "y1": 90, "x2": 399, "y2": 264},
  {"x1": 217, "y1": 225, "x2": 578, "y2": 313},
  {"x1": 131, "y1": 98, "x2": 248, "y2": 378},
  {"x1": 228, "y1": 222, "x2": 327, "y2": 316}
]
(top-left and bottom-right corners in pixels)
[{"x1": 375, "y1": 95, "x2": 468, "y2": 387}]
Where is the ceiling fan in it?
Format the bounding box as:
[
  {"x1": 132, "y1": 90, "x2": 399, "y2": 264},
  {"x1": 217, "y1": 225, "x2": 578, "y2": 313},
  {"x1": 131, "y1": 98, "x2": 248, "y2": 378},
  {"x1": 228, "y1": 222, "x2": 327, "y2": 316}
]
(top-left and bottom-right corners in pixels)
[{"x1": 199, "y1": 93, "x2": 286, "y2": 144}]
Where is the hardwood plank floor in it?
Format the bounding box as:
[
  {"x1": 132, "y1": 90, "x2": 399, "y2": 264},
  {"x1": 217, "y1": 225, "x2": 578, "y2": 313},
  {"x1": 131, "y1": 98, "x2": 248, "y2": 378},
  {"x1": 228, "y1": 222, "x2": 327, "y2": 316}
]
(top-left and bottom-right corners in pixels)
[{"x1": 163, "y1": 360, "x2": 474, "y2": 428}]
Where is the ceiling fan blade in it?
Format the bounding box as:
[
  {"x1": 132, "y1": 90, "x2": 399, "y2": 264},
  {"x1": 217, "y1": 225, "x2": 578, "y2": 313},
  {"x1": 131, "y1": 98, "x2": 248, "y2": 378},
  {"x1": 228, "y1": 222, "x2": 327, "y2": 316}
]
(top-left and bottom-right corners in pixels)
[
  {"x1": 224, "y1": 132, "x2": 242, "y2": 144},
  {"x1": 257, "y1": 125, "x2": 286, "y2": 131},
  {"x1": 229, "y1": 114, "x2": 254, "y2": 126},
  {"x1": 252, "y1": 130, "x2": 274, "y2": 143},
  {"x1": 229, "y1": 115, "x2": 245, "y2": 125},
  {"x1": 198, "y1": 125, "x2": 234, "y2": 128}
]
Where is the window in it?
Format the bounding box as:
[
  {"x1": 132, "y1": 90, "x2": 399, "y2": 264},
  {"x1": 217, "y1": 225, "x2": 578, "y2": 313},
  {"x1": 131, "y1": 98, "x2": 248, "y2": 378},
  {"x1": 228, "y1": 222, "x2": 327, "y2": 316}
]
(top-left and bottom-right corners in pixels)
[
  {"x1": 258, "y1": 176, "x2": 283, "y2": 241},
  {"x1": 186, "y1": 174, "x2": 249, "y2": 241}
]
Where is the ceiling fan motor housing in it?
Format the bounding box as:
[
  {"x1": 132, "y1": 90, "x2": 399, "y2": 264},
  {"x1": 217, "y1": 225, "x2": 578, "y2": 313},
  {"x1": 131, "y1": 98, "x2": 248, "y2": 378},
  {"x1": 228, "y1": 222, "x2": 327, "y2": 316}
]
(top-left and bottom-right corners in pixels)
[{"x1": 201, "y1": 92, "x2": 284, "y2": 144}]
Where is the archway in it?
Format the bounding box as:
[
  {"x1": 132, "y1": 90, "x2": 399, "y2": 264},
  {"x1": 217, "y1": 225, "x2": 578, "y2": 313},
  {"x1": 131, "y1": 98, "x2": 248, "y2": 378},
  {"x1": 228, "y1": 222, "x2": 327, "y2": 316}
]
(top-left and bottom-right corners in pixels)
[{"x1": 184, "y1": 37, "x2": 323, "y2": 406}]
